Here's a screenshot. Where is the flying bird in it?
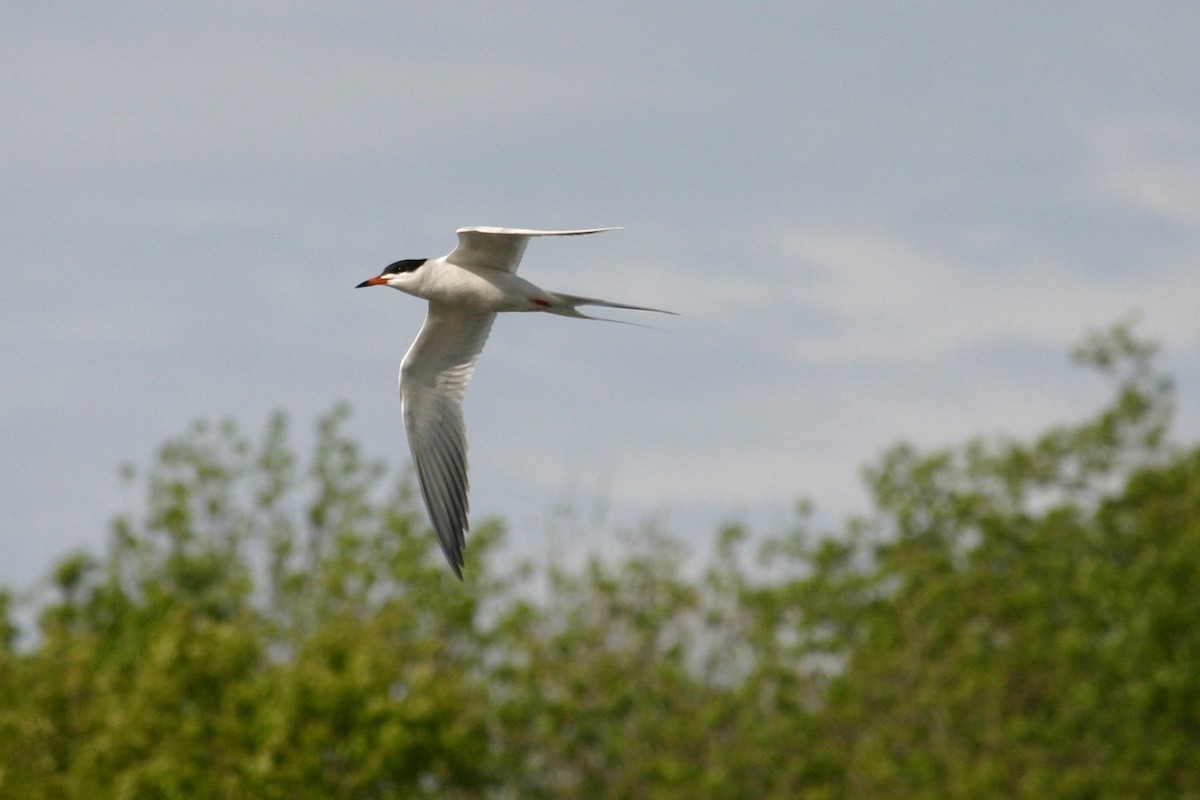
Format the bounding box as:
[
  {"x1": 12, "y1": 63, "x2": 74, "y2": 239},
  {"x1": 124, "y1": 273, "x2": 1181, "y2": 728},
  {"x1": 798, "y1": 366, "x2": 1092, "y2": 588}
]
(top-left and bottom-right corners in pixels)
[{"x1": 356, "y1": 226, "x2": 675, "y2": 578}]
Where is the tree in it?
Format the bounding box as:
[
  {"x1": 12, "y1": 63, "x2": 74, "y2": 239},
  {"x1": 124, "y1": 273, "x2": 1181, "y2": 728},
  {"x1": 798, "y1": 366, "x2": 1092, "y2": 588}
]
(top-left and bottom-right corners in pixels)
[
  {"x1": 758, "y1": 324, "x2": 1200, "y2": 798},
  {"x1": 1, "y1": 323, "x2": 1198, "y2": 798},
  {"x1": 0, "y1": 406, "x2": 500, "y2": 798}
]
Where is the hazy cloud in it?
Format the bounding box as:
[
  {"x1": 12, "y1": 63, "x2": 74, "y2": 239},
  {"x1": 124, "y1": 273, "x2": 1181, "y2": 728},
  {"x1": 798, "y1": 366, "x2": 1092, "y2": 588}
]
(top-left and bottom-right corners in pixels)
[{"x1": 1092, "y1": 117, "x2": 1200, "y2": 228}]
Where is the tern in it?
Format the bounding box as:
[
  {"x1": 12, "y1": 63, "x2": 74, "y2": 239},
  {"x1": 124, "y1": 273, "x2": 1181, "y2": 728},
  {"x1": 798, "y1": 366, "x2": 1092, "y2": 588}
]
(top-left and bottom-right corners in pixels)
[{"x1": 356, "y1": 226, "x2": 675, "y2": 578}]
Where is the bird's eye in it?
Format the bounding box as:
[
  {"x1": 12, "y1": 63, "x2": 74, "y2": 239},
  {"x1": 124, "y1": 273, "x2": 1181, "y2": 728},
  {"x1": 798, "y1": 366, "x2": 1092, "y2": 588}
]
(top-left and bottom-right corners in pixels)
[{"x1": 383, "y1": 258, "x2": 427, "y2": 275}]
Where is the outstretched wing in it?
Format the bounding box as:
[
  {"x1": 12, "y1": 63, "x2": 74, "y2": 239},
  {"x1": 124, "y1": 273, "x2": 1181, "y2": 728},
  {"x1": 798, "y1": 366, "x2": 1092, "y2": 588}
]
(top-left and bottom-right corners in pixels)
[
  {"x1": 446, "y1": 227, "x2": 620, "y2": 274},
  {"x1": 399, "y1": 303, "x2": 496, "y2": 578}
]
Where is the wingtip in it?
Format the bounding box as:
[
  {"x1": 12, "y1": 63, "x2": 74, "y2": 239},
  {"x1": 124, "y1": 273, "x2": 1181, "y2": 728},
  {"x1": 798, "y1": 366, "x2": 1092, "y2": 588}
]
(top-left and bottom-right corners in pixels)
[
  {"x1": 455, "y1": 225, "x2": 622, "y2": 236},
  {"x1": 438, "y1": 541, "x2": 467, "y2": 579}
]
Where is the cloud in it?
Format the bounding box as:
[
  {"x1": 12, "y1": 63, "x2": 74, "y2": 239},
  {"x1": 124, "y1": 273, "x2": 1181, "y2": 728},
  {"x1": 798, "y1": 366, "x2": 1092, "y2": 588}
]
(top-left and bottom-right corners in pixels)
[
  {"x1": 768, "y1": 226, "x2": 1200, "y2": 363},
  {"x1": 1, "y1": 35, "x2": 671, "y2": 166},
  {"x1": 1091, "y1": 117, "x2": 1200, "y2": 228}
]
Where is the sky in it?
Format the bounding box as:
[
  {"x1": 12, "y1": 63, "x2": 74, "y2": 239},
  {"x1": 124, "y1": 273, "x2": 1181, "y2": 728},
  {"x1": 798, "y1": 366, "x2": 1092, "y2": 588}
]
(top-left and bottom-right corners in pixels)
[{"x1": 4, "y1": 3, "x2": 1200, "y2": 588}]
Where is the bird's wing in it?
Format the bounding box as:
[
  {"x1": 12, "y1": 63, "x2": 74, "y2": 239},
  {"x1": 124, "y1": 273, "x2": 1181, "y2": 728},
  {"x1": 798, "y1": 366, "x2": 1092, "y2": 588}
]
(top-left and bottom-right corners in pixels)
[
  {"x1": 399, "y1": 304, "x2": 496, "y2": 578},
  {"x1": 446, "y1": 227, "x2": 620, "y2": 274}
]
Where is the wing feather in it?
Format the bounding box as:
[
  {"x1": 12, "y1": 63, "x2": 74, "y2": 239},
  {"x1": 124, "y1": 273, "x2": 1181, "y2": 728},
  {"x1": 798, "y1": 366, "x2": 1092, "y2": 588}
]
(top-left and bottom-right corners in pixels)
[
  {"x1": 399, "y1": 304, "x2": 496, "y2": 577},
  {"x1": 446, "y1": 226, "x2": 620, "y2": 273}
]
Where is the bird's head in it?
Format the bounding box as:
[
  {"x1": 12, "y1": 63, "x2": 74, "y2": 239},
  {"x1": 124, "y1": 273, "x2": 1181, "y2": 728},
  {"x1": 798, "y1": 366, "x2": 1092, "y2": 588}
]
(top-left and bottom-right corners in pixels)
[{"x1": 356, "y1": 258, "x2": 427, "y2": 291}]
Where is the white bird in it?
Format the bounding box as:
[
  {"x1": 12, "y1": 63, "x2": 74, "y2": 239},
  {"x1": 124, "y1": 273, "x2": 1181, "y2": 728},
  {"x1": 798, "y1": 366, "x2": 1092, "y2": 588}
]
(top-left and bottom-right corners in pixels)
[{"x1": 356, "y1": 226, "x2": 675, "y2": 578}]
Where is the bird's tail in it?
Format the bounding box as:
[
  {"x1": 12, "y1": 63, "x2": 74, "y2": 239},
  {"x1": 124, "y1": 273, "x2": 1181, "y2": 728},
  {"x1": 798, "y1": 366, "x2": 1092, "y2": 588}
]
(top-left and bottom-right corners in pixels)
[{"x1": 544, "y1": 291, "x2": 678, "y2": 324}]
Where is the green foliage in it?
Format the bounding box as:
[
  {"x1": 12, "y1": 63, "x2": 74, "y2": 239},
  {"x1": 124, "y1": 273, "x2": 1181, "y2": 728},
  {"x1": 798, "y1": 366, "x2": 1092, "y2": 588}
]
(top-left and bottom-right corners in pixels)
[
  {"x1": 2, "y1": 322, "x2": 1199, "y2": 798},
  {"x1": 0, "y1": 406, "x2": 495, "y2": 798}
]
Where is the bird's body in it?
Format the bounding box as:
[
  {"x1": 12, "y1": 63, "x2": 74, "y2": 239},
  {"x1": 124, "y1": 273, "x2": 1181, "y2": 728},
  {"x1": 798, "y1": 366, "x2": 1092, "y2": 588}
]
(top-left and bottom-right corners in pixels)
[
  {"x1": 357, "y1": 227, "x2": 674, "y2": 578},
  {"x1": 392, "y1": 256, "x2": 544, "y2": 312}
]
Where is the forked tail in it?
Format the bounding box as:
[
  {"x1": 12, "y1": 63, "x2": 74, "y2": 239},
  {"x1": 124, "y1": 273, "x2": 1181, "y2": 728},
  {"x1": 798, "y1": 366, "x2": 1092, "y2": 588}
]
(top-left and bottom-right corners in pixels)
[{"x1": 545, "y1": 291, "x2": 678, "y2": 323}]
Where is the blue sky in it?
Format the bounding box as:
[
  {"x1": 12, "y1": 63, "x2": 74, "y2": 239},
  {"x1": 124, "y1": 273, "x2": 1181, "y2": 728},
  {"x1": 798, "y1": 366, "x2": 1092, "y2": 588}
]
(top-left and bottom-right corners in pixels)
[{"x1": 4, "y1": 3, "x2": 1200, "y2": 587}]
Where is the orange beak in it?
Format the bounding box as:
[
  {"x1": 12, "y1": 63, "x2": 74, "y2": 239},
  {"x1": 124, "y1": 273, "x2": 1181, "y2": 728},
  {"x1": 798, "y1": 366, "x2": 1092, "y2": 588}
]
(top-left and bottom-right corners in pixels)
[{"x1": 355, "y1": 275, "x2": 388, "y2": 288}]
